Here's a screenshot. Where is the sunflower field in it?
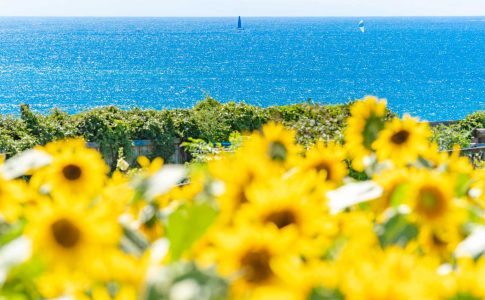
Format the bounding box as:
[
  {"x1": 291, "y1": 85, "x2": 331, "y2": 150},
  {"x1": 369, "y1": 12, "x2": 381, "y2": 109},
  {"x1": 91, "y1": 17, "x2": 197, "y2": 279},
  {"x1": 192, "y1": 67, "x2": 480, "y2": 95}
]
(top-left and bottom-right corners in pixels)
[{"x1": 0, "y1": 96, "x2": 484, "y2": 300}]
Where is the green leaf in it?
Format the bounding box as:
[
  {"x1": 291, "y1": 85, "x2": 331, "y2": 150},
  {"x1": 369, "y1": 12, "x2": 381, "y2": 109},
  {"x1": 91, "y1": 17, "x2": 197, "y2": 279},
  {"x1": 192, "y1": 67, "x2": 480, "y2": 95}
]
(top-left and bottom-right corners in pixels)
[
  {"x1": 378, "y1": 213, "x2": 418, "y2": 248},
  {"x1": 362, "y1": 115, "x2": 385, "y2": 150},
  {"x1": 308, "y1": 287, "x2": 344, "y2": 300},
  {"x1": 455, "y1": 173, "x2": 472, "y2": 198},
  {"x1": 389, "y1": 183, "x2": 409, "y2": 208},
  {"x1": 446, "y1": 293, "x2": 482, "y2": 300},
  {"x1": 166, "y1": 202, "x2": 218, "y2": 261},
  {"x1": 1, "y1": 257, "x2": 45, "y2": 300},
  {"x1": 322, "y1": 237, "x2": 347, "y2": 260},
  {"x1": 0, "y1": 221, "x2": 25, "y2": 248}
]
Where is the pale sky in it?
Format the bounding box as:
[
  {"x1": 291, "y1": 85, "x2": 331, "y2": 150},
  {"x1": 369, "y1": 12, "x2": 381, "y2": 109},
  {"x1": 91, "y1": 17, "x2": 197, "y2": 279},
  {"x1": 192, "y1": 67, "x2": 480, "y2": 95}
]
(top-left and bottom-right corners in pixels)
[{"x1": 1, "y1": 0, "x2": 485, "y2": 17}]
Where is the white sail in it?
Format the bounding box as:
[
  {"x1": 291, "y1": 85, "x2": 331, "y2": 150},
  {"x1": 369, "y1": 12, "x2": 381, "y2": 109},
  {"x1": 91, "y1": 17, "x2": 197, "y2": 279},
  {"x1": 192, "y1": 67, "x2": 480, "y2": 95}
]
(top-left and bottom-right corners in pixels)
[{"x1": 359, "y1": 20, "x2": 365, "y2": 33}]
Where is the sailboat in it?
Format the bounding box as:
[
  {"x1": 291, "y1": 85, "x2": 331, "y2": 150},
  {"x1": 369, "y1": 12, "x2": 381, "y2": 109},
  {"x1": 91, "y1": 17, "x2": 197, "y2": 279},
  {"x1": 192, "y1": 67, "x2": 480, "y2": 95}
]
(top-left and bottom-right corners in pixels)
[
  {"x1": 238, "y1": 16, "x2": 244, "y2": 30},
  {"x1": 358, "y1": 20, "x2": 365, "y2": 33}
]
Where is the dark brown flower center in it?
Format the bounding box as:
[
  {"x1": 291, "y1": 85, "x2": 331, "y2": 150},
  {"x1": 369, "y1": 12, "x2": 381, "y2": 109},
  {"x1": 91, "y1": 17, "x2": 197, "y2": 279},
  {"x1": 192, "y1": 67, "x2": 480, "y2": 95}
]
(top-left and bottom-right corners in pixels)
[
  {"x1": 235, "y1": 187, "x2": 249, "y2": 206},
  {"x1": 234, "y1": 173, "x2": 254, "y2": 207},
  {"x1": 264, "y1": 209, "x2": 297, "y2": 229},
  {"x1": 268, "y1": 141, "x2": 287, "y2": 162},
  {"x1": 431, "y1": 232, "x2": 448, "y2": 247},
  {"x1": 51, "y1": 218, "x2": 81, "y2": 248},
  {"x1": 62, "y1": 164, "x2": 82, "y2": 181},
  {"x1": 315, "y1": 162, "x2": 332, "y2": 181},
  {"x1": 240, "y1": 248, "x2": 273, "y2": 284},
  {"x1": 390, "y1": 130, "x2": 410, "y2": 145}
]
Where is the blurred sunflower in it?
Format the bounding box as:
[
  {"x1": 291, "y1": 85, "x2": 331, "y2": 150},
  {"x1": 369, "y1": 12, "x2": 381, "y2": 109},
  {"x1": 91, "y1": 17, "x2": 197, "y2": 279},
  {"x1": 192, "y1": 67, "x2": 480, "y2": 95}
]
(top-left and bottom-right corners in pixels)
[
  {"x1": 245, "y1": 122, "x2": 302, "y2": 168},
  {"x1": 25, "y1": 198, "x2": 121, "y2": 295},
  {"x1": 214, "y1": 227, "x2": 294, "y2": 297},
  {"x1": 417, "y1": 223, "x2": 462, "y2": 259},
  {"x1": 208, "y1": 154, "x2": 261, "y2": 224},
  {"x1": 373, "y1": 114, "x2": 431, "y2": 166},
  {"x1": 300, "y1": 141, "x2": 347, "y2": 187},
  {"x1": 408, "y1": 171, "x2": 462, "y2": 226},
  {"x1": 238, "y1": 178, "x2": 326, "y2": 239},
  {"x1": 32, "y1": 139, "x2": 109, "y2": 200},
  {"x1": 344, "y1": 96, "x2": 387, "y2": 171}
]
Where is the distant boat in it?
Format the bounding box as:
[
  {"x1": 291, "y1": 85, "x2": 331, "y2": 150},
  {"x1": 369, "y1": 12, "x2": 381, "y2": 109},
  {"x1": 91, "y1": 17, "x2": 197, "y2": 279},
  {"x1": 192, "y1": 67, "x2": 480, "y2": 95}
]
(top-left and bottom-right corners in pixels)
[
  {"x1": 238, "y1": 16, "x2": 243, "y2": 30},
  {"x1": 358, "y1": 20, "x2": 365, "y2": 33}
]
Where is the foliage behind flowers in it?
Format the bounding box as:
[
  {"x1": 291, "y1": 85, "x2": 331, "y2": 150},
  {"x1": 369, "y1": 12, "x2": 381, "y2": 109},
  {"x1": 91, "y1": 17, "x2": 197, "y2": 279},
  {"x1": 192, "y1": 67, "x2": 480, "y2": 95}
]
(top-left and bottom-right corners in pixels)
[
  {"x1": 0, "y1": 99, "x2": 354, "y2": 167},
  {"x1": 0, "y1": 99, "x2": 481, "y2": 168},
  {"x1": 0, "y1": 96, "x2": 485, "y2": 299}
]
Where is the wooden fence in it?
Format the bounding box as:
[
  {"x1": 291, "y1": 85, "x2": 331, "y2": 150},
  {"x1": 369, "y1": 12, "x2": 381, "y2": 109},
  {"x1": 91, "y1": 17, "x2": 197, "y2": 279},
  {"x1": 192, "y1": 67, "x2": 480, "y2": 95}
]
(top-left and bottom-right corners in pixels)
[
  {"x1": 428, "y1": 120, "x2": 459, "y2": 127},
  {"x1": 447, "y1": 146, "x2": 485, "y2": 167},
  {"x1": 87, "y1": 138, "x2": 188, "y2": 166}
]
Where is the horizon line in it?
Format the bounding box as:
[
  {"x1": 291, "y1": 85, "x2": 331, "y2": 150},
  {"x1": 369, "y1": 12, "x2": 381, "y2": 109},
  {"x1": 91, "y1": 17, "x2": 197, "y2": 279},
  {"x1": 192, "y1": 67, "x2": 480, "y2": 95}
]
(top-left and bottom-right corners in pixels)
[{"x1": 0, "y1": 15, "x2": 485, "y2": 18}]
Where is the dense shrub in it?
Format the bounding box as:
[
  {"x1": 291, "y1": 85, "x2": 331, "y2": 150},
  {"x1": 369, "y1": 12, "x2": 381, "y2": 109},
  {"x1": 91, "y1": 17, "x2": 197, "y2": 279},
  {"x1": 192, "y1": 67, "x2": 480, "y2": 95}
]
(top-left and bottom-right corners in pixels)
[
  {"x1": 431, "y1": 111, "x2": 485, "y2": 150},
  {"x1": 459, "y1": 111, "x2": 485, "y2": 132},
  {"x1": 0, "y1": 98, "x2": 481, "y2": 166},
  {"x1": 125, "y1": 109, "x2": 177, "y2": 161},
  {"x1": 431, "y1": 124, "x2": 471, "y2": 151},
  {"x1": 279, "y1": 103, "x2": 351, "y2": 146}
]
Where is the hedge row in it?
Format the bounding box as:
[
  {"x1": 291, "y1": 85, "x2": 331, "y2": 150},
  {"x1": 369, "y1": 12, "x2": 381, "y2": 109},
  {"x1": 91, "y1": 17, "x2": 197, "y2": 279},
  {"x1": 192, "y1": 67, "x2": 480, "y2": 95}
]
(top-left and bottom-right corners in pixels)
[
  {"x1": 0, "y1": 97, "x2": 482, "y2": 166},
  {"x1": 0, "y1": 98, "x2": 354, "y2": 166}
]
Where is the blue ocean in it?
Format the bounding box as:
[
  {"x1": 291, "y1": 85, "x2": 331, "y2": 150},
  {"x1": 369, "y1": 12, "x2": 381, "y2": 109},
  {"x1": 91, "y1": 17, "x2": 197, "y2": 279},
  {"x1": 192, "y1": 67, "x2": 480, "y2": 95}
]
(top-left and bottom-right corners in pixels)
[{"x1": 0, "y1": 17, "x2": 484, "y2": 120}]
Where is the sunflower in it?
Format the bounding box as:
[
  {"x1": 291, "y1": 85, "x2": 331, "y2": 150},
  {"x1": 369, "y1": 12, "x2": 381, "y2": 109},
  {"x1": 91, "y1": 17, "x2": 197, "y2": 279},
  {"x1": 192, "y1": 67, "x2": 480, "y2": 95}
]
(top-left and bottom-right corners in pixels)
[
  {"x1": 417, "y1": 223, "x2": 462, "y2": 259},
  {"x1": 300, "y1": 141, "x2": 347, "y2": 187},
  {"x1": 234, "y1": 177, "x2": 337, "y2": 259},
  {"x1": 25, "y1": 198, "x2": 121, "y2": 294},
  {"x1": 407, "y1": 171, "x2": 463, "y2": 226},
  {"x1": 244, "y1": 122, "x2": 302, "y2": 168},
  {"x1": 210, "y1": 154, "x2": 257, "y2": 203},
  {"x1": 238, "y1": 179, "x2": 325, "y2": 237},
  {"x1": 214, "y1": 226, "x2": 294, "y2": 297},
  {"x1": 344, "y1": 96, "x2": 387, "y2": 171},
  {"x1": 209, "y1": 150, "x2": 275, "y2": 225},
  {"x1": 31, "y1": 139, "x2": 109, "y2": 200},
  {"x1": 372, "y1": 114, "x2": 431, "y2": 166}
]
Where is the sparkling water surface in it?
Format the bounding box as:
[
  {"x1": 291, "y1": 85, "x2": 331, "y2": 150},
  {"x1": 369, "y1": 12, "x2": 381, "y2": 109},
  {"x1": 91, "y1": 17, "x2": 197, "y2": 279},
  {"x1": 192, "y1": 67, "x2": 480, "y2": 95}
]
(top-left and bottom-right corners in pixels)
[{"x1": 0, "y1": 17, "x2": 484, "y2": 120}]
